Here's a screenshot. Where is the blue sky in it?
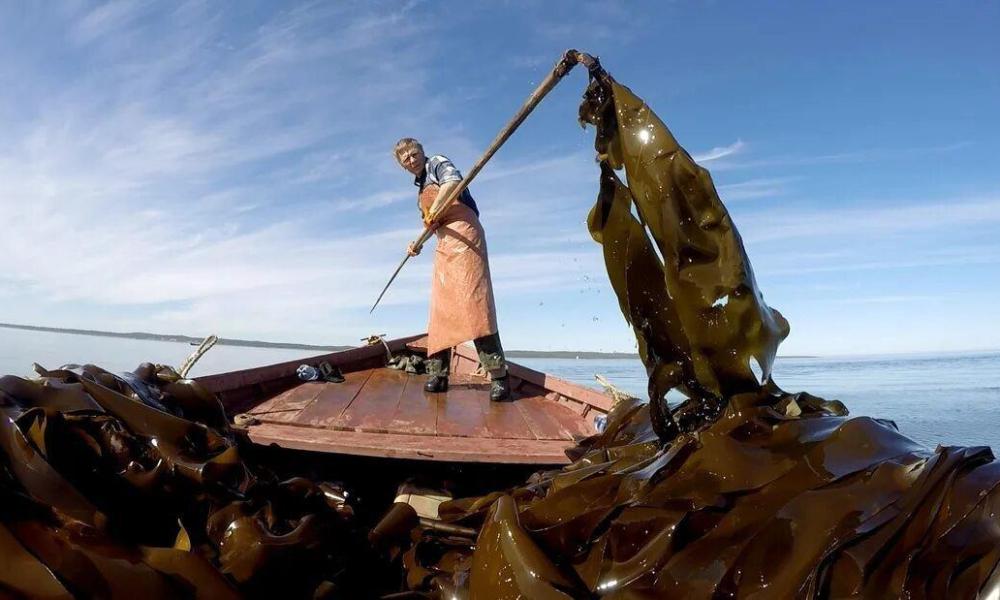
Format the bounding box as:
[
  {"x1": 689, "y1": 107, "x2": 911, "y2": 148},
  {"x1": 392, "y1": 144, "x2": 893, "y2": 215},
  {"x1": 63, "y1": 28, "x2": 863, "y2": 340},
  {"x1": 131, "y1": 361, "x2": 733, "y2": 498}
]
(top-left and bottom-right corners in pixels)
[{"x1": 1, "y1": 1, "x2": 998, "y2": 356}]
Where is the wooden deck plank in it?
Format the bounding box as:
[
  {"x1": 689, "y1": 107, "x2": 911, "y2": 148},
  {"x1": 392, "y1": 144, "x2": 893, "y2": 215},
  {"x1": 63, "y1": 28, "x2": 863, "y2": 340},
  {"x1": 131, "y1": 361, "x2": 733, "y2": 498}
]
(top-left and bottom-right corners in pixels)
[
  {"x1": 247, "y1": 421, "x2": 574, "y2": 464},
  {"x1": 212, "y1": 337, "x2": 615, "y2": 465},
  {"x1": 453, "y1": 342, "x2": 613, "y2": 412},
  {"x1": 248, "y1": 386, "x2": 297, "y2": 418},
  {"x1": 386, "y1": 375, "x2": 439, "y2": 435},
  {"x1": 435, "y1": 385, "x2": 490, "y2": 438},
  {"x1": 246, "y1": 390, "x2": 288, "y2": 416},
  {"x1": 293, "y1": 369, "x2": 376, "y2": 428},
  {"x1": 543, "y1": 398, "x2": 598, "y2": 440},
  {"x1": 513, "y1": 395, "x2": 577, "y2": 441},
  {"x1": 484, "y1": 399, "x2": 536, "y2": 440},
  {"x1": 448, "y1": 373, "x2": 484, "y2": 386},
  {"x1": 248, "y1": 383, "x2": 323, "y2": 423},
  {"x1": 335, "y1": 368, "x2": 409, "y2": 432}
]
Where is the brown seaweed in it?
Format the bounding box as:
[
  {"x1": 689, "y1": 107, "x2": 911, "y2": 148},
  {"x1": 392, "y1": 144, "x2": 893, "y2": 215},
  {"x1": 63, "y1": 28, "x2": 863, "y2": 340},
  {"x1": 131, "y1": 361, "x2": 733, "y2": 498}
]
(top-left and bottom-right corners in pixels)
[
  {"x1": 409, "y1": 391, "x2": 1000, "y2": 598},
  {"x1": 401, "y1": 62, "x2": 1000, "y2": 599},
  {"x1": 580, "y1": 65, "x2": 790, "y2": 440},
  {"x1": 0, "y1": 364, "x2": 364, "y2": 598}
]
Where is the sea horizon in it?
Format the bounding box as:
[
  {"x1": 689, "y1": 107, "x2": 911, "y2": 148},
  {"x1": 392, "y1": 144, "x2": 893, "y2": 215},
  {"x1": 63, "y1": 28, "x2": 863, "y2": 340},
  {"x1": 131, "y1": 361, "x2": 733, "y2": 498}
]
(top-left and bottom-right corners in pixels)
[
  {"x1": 3, "y1": 325, "x2": 999, "y2": 452},
  {"x1": 2, "y1": 321, "x2": 996, "y2": 360}
]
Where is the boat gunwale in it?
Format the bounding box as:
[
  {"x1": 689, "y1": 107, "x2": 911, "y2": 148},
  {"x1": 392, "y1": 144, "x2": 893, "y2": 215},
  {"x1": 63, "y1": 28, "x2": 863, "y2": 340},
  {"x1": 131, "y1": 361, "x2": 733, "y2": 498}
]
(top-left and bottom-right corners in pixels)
[
  {"x1": 195, "y1": 334, "x2": 424, "y2": 394},
  {"x1": 197, "y1": 334, "x2": 612, "y2": 414}
]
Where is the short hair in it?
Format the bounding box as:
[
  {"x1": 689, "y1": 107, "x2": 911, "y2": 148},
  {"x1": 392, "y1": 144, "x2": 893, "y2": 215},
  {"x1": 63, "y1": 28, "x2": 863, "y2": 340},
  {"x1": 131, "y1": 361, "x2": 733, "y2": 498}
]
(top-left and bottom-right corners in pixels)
[{"x1": 393, "y1": 137, "x2": 423, "y2": 157}]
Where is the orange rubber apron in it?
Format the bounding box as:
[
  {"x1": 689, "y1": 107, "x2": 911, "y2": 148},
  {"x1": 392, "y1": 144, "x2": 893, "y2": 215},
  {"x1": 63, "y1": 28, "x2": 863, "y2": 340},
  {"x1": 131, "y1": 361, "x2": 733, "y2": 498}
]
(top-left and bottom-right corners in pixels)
[{"x1": 419, "y1": 184, "x2": 499, "y2": 357}]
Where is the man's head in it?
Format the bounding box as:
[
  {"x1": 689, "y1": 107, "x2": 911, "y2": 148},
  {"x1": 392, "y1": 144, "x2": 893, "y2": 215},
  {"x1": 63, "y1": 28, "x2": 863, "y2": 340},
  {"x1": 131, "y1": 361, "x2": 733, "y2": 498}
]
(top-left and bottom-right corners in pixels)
[{"x1": 394, "y1": 138, "x2": 425, "y2": 175}]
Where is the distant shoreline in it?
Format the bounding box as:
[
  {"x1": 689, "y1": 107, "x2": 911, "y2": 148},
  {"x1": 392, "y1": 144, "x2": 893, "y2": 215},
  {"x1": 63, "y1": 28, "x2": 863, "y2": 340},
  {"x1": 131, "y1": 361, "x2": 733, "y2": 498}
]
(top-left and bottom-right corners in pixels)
[
  {"x1": 0, "y1": 322, "x2": 351, "y2": 353},
  {"x1": 0, "y1": 321, "x2": 816, "y2": 359}
]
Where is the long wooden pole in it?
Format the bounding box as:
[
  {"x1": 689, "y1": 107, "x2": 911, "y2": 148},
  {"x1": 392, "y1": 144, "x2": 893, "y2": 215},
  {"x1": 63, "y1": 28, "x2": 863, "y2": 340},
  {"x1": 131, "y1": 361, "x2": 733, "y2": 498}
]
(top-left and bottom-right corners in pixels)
[{"x1": 370, "y1": 50, "x2": 596, "y2": 313}]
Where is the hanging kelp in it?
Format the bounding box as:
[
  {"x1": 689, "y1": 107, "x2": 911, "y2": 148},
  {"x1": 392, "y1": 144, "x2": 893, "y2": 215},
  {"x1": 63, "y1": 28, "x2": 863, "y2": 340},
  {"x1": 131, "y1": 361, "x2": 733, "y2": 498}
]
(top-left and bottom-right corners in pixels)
[
  {"x1": 581, "y1": 67, "x2": 789, "y2": 439},
  {"x1": 401, "y1": 61, "x2": 1000, "y2": 600}
]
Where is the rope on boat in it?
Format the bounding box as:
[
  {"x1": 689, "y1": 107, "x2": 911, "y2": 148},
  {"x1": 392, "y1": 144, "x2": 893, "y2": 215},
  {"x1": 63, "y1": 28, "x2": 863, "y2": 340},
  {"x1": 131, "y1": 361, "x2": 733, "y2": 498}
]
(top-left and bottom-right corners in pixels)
[
  {"x1": 595, "y1": 373, "x2": 637, "y2": 410},
  {"x1": 362, "y1": 333, "x2": 394, "y2": 363},
  {"x1": 178, "y1": 334, "x2": 218, "y2": 378}
]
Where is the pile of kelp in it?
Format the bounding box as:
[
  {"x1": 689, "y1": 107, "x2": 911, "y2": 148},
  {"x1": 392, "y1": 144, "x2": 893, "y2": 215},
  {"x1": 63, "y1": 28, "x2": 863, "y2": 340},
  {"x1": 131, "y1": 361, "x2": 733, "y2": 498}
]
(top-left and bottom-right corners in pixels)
[
  {"x1": 400, "y1": 62, "x2": 1000, "y2": 598},
  {"x1": 0, "y1": 363, "x2": 368, "y2": 598},
  {"x1": 406, "y1": 387, "x2": 1000, "y2": 598}
]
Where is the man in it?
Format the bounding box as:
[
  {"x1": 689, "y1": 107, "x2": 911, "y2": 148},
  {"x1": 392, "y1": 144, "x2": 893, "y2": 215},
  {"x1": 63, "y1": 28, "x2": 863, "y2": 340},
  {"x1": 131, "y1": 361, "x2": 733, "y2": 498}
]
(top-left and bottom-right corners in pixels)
[{"x1": 393, "y1": 137, "x2": 510, "y2": 401}]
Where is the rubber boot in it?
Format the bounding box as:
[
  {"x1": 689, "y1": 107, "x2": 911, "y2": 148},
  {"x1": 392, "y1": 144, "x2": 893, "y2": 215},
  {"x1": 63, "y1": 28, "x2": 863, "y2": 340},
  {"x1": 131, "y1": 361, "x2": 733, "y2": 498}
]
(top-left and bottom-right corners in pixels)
[
  {"x1": 490, "y1": 376, "x2": 511, "y2": 402},
  {"x1": 424, "y1": 375, "x2": 449, "y2": 393}
]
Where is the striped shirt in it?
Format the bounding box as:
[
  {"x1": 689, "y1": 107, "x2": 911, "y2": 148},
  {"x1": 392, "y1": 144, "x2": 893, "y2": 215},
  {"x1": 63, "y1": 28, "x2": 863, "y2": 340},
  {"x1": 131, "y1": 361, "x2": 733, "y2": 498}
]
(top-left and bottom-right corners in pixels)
[{"x1": 414, "y1": 154, "x2": 479, "y2": 216}]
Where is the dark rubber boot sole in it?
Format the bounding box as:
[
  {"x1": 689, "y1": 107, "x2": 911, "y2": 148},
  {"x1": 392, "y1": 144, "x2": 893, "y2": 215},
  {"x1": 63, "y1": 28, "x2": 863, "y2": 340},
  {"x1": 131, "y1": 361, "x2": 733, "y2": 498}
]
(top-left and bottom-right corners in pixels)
[
  {"x1": 424, "y1": 376, "x2": 449, "y2": 393},
  {"x1": 490, "y1": 378, "x2": 511, "y2": 402}
]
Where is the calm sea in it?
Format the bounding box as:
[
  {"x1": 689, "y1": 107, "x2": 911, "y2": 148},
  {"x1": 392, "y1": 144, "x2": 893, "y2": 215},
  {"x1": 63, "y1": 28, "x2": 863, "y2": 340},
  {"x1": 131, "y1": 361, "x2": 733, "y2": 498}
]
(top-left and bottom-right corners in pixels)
[{"x1": 2, "y1": 327, "x2": 998, "y2": 451}]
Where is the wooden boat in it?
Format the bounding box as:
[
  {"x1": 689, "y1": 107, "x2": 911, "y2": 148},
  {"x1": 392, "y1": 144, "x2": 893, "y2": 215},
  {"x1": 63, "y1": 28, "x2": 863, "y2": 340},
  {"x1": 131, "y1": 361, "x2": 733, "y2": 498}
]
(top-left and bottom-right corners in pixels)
[{"x1": 196, "y1": 334, "x2": 612, "y2": 465}]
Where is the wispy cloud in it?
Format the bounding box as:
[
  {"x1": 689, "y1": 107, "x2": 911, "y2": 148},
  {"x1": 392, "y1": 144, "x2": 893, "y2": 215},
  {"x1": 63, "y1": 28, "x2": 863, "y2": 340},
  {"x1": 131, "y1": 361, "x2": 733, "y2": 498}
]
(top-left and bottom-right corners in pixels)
[
  {"x1": 328, "y1": 190, "x2": 415, "y2": 213},
  {"x1": 716, "y1": 177, "x2": 796, "y2": 201},
  {"x1": 758, "y1": 248, "x2": 1000, "y2": 277},
  {"x1": 693, "y1": 139, "x2": 746, "y2": 163},
  {"x1": 741, "y1": 196, "x2": 1000, "y2": 244},
  {"x1": 72, "y1": 0, "x2": 149, "y2": 44},
  {"x1": 0, "y1": 0, "x2": 614, "y2": 345},
  {"x1": 0, "y1": 3, "x2": 475, "y2": 343},
  {"x1": 835, "y1": 294, "x2": 942, "y2": 305},
  {"x1": 709, "y1": 141, "x2": 972, "y2": 171}
]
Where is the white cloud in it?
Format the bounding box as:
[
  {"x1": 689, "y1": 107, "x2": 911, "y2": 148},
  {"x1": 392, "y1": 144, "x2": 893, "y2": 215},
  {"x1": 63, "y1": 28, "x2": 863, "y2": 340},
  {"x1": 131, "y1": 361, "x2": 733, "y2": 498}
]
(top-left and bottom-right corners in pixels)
[
  {"x1": 708, "y1": 141, "x2": 971, "y2": 172},
  {"x1": 834, "y1": 295, "x2": 942, "y2": 305},
  {"x1": 758, "y1": 248, "x2": 1000, "y2": 278},
  {"x1": 328, "y1": 189, "x2": 416, "y2": 213},
  {"x1": 0, "y1": 3, "x2": 478, "y2": 344},
  {"x1": 716, "y1": 177, "x2": 795, "y2": 201},
  {"x1": 0, "y1": 0, "x2": 610, "y2": 344},
  {"x1": 742, "y1": 197, "x2": 1000, "y2": 244},
  {"x1": 693, "y1": 139, "x2": 746, "y2": 163},
  {"x1": 72, "y1": 0, "x2": 147, "y2": 44}
]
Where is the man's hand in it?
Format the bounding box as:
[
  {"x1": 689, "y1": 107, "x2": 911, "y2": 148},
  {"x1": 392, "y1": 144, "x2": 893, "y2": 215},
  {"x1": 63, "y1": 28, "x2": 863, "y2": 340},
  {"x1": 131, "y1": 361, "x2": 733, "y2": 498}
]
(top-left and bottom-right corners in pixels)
[{"x1": 407, "y1": 241, "x2": 423, "y2": 257}]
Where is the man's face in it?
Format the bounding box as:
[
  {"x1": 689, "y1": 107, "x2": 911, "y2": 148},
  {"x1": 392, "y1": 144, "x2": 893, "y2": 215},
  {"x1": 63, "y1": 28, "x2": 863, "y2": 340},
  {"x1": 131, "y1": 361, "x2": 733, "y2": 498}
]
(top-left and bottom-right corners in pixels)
[{"x1": 397, "y1": 146, "x2": 425, "y2": 175}]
